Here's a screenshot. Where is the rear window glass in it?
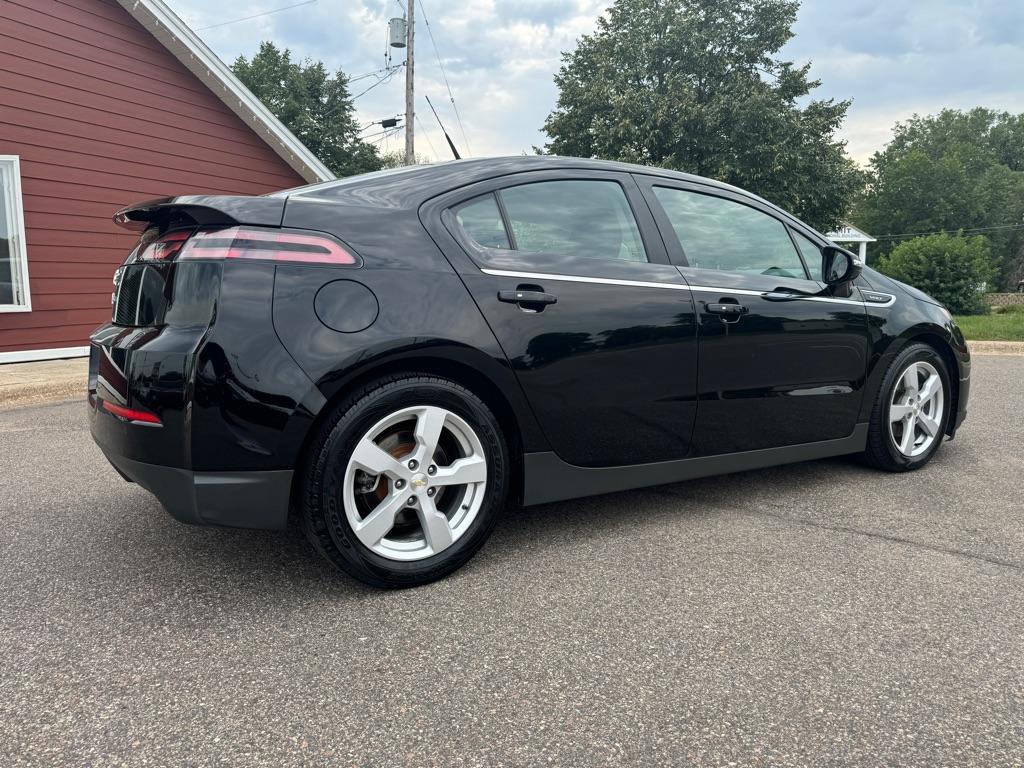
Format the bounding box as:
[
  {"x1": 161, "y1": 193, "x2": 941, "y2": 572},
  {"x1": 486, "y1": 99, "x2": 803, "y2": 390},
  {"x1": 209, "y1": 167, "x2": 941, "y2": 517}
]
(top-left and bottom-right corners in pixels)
[
  {"x1": 455, "y1": 194, "x2": 510, "y2": 249},
  {"x1": 452, "y1": 180, "x2": 648, "y2": 265}
]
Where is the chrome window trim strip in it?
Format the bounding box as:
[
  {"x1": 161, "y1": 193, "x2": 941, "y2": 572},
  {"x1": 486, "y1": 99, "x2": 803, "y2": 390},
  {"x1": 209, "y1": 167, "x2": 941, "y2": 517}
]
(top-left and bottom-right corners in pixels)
[
  {"x1": 480, "y1": 268, "x2": 896, "y2": 307},
  {"x1": 480, "y1": 268, "x2": 691, "y2": 291}
]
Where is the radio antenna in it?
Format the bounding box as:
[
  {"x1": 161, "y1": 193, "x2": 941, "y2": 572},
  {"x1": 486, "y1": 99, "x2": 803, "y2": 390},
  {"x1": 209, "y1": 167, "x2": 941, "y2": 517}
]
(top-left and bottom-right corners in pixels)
[{"x1": 425, "y1": 94, "x2": 461, "y2": 160}]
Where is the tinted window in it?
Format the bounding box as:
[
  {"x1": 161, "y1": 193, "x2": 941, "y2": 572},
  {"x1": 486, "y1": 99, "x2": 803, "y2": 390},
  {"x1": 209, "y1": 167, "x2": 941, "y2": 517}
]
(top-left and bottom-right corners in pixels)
[
  {"x1": 793, "y1": 230, "x2": 824, "y2": 281},
  {"x1": 499, "y1": 181, "x2": 646, "y2": 263},
  {"x1": 653, "y1": 187, "x2": 807, "y2": 279},
  {"x1": 455, "y1": 194, "x2": 510, "y2": 249}
]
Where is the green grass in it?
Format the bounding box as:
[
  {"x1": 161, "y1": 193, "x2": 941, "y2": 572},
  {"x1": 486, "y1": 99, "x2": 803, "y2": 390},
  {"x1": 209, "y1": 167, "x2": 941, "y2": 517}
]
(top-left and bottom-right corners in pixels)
[{"x1": 954, "y1": 307, "x2": 1024, "y2": 341}]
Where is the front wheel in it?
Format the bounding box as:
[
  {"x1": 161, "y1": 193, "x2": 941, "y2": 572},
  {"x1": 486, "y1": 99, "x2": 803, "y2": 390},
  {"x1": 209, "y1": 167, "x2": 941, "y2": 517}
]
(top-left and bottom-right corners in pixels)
[
  {"x1": 301, "y1": 376, "x2": 509, "y2": 588},
  {"x1": 863, "y1": 343, "x2": 951, "y2": 472}
]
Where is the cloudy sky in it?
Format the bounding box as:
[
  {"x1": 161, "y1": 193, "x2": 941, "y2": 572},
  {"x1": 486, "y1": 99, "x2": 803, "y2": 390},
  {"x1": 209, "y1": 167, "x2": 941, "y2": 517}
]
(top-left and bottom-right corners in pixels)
[{"x1": 167, "y1": 0, "x2": 1024, "y2": 166}]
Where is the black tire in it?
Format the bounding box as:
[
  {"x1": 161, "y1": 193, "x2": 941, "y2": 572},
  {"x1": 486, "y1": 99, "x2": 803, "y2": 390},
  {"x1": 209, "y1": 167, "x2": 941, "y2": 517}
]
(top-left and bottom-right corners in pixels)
[
  {"x1": 862, "y1": 342, "x2": 951, "y2": 472},
  {"x1": 300, "y1": 375, "x2": 509, "y2": 588}
]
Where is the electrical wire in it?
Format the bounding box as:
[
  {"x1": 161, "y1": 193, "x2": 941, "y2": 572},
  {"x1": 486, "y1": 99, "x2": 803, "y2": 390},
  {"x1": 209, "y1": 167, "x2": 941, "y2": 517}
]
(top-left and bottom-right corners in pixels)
[
  {"x1": 351, "y1": 65, "x2": 401, "y2": 101},
  {"x1": 196, "y1": 0, "x2": 317, "y2": 30},
  {"x1": 415, "y1": 113, "x2": 439, "y2": 159},
  {"x1": 315, "y1": 68, "x2": 399, "y2": 128},
  {"x1": 417, "y1": 0, "x2": 471, "y2": 155},
  {"x1": 348, "y1": 65, "x2": 403, "y2": 84},
  {"x1": 369, "y1": 128, "x2": 403, "y2": 146},
  {"x1": 360, "y1": 116, "x2": 403, "y2": 132},
  {"x1": 362, "y1": 126, "x2": 405, "y2": 141},
  {"x1": 872, "y1": 222, "x2": 1024, "y2": 241}
]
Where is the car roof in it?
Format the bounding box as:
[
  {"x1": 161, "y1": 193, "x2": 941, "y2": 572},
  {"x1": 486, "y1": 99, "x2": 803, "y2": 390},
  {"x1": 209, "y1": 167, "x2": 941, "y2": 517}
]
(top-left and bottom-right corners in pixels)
[
  {"x1": 276, "y1": 155, "x2": 812, "y2": 236},
  {"x1": 277, "y1": 155, "x2": 740, "y2": 202}
]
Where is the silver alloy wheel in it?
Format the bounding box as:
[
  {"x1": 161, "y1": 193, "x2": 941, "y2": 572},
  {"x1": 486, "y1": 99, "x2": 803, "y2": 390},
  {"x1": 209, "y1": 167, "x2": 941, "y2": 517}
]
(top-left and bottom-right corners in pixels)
[
  {"x1": 888, "y1": 360, "x2": 944, "y2": 458},
  {"x1": 342, "y1": 405, "x2": 487, "y2": 562}
]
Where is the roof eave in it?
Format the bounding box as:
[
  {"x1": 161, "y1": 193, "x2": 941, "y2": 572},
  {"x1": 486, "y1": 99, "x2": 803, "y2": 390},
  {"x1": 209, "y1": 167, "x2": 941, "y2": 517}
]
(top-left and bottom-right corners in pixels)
[{"x1": 116, "y1": 0, "x2": 335, "y2": 185}]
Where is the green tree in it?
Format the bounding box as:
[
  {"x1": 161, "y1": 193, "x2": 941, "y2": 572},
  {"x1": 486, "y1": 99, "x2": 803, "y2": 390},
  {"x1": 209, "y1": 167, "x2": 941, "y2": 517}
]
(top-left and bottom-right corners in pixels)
[
  {"x1": 878, "y1": 233, "x2": 995, "y2": 315},
  {"x1": 853, "y1": 108, "x2": 1024, "y2": 287},
  {"x1": 379, "y1": 151, "x2": 432, "y2": 169},
  {"x1": 542, "y1": 0, "x2": 860, "y2": 231},
  {"x1": 232, "y1": 42, "x2": 381, "y2": 177}
]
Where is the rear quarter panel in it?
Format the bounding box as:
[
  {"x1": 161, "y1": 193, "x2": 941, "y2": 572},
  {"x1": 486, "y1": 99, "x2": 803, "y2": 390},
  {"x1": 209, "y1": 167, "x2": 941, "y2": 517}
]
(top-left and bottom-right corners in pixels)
[{"x1": 276, "y1": 200, "x2": 547, "y2": 452}]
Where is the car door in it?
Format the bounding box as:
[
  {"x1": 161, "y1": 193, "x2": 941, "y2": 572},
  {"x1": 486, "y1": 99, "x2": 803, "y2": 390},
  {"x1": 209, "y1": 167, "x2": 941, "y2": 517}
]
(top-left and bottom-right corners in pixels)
[
  {"x1": 636, "y1": 176, "x2": 870, "y2": 456},
  {"x1": 425, "y1": 170, "x2": 698, "y2": 468}
]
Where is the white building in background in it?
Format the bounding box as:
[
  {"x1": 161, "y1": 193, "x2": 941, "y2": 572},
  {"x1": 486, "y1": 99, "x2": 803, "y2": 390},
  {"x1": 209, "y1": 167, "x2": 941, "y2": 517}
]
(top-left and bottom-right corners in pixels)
[{"x1": 826, "y1": 223, "x2": 876, "y2": 262}]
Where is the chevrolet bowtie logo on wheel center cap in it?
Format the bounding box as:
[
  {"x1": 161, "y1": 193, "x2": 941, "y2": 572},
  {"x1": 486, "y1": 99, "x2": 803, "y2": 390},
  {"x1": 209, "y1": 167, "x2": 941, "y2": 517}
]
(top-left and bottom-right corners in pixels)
[{"x1": 410, "y1": 473, "x2": 429, "y2": 490}]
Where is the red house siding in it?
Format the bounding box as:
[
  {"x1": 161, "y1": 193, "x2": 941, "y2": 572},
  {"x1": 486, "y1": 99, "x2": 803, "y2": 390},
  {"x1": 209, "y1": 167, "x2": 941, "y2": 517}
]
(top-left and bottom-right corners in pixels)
[{"x1": 0, "y1": 0, "x2": 307, "y2": 355}]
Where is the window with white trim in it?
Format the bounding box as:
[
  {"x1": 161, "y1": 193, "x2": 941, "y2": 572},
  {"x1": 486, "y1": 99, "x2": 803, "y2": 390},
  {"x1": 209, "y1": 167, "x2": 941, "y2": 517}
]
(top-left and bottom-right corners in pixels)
[{"x1": 0, "y1": 156, "x2": 31, "y2": 312}]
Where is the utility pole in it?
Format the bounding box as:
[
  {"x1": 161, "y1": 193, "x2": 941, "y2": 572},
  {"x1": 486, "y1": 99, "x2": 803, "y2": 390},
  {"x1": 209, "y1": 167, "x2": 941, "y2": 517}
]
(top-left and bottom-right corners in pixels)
[{"x1": 404, "y1": 0, "x2": 415, "y2": 165}]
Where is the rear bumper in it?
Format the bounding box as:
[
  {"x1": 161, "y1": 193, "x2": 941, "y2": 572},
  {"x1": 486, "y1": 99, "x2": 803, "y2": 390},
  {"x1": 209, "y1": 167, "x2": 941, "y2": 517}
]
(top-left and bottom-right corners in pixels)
[{"x1": 101, "y1": 449, "x2": 292, "y2": 529}]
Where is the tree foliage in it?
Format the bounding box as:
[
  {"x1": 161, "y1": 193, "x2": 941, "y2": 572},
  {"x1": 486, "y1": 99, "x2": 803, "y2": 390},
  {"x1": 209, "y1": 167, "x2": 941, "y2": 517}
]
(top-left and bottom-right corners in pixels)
[
  {"x1": 379, "y1": 151, "x2": 433, "y2": 169},
  {"x1": 232, "y1": 42, "x2": 381, "y2": 178},
  {"x1": 542, "y1": 0, "x2": 860, "y2": 231},
  {"x1": 878, "y1": 233, "x2": 995, "y2": 315},
  {"x1": 853, "y1": 108, "x2": 1024, "y2": 288}
]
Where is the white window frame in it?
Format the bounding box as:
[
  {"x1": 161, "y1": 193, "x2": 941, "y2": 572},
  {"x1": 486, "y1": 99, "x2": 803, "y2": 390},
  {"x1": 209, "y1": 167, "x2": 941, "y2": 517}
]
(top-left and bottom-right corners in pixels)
[{"x1": 0, "y1": 155, "x2": 31, "y2": 313}]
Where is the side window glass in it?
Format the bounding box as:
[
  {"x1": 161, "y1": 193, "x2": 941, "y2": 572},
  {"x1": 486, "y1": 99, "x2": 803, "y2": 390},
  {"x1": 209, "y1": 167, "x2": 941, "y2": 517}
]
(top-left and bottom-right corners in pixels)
[
  {"x1": 455, "y1": 194, "x2": 510, "y2": 250},
  {"x1": 498, "y1": 180, "x2": 647, "y2": 263},
  {"x1": 653, "y1": 187, "x2": 808, "y2": 279},
  {"x1": 793, "y1": 230, "x2": 824, "y2": 281}
]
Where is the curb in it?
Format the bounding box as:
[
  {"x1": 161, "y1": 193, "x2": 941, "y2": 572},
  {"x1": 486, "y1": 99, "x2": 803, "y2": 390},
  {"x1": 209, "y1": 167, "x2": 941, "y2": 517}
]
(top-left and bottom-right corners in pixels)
[
  {"x1": 0, "y1": 359, "x2": 87, "y2": 410},
  {"x1": 968, "y1": 340, "x2": 1024, "y2": 356}
]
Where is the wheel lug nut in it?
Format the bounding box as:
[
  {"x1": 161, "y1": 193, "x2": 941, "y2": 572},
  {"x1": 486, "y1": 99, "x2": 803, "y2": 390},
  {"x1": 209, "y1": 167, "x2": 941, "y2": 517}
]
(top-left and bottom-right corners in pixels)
[
  {"x1": 427, "y1": 465, "x2": 436, "y2": 475},
  {"x1": 408, "y1": 496, "x2": 417, "y2": 505},
  {"x1": 427, "y1": 488, "x2": 436, "y2": 497},
  {"x1": 408, "y1": 459, "x2": 418, "y2": 471}
]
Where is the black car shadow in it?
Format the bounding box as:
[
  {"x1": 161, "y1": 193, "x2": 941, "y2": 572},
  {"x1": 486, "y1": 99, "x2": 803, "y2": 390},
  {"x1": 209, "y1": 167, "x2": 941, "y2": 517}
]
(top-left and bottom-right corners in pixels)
[{"x1": 106, "y1": 448, "x2": 942, "y2": 600}]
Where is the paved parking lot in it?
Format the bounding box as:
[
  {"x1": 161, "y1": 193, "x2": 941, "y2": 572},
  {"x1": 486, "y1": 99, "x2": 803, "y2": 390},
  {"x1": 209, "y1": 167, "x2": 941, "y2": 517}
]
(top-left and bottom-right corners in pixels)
[{"x1": 1, "y1": 355, "x2": 1023, "y2": 766}]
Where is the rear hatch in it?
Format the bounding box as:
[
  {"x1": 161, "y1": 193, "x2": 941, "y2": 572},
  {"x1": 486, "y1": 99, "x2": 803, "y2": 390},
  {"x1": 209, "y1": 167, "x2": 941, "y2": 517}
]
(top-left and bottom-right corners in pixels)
[{"x1": 89, "y1": 196, "x2": 356, "y2": 468}]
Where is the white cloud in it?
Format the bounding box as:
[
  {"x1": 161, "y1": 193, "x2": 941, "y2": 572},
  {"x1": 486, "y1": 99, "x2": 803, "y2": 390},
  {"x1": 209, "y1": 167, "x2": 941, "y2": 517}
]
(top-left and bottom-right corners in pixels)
[{"x1": 167, "y1": 0, "x2": 1024, "y2": 167}]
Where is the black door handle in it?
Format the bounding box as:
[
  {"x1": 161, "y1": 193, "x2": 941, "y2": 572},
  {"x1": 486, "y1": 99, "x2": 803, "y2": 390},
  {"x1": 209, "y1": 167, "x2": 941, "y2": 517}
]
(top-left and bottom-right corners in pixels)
[
  {"x1": 498, "y1": 288, "x2": 558, "y2": 309},
  {"x1": 706, "y1": 302, "x2": 747, "y2": 317}
]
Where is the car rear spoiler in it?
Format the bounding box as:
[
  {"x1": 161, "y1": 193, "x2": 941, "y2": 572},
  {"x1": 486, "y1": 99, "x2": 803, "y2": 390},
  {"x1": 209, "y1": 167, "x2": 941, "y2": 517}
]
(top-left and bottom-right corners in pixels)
[{"x1": 113, "y1": 196, "x2": 287, "y2": 231}]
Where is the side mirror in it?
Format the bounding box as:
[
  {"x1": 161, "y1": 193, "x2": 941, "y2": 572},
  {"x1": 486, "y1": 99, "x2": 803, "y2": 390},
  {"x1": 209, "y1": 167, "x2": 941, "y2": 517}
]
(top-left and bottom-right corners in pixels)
[{"x1": 821, "y1": 246, "x2": 862, "y2": 286}]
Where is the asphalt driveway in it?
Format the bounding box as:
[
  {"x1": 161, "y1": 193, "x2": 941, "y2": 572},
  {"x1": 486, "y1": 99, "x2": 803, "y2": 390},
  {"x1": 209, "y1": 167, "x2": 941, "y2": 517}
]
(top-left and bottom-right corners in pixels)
[{"x1": 1, "y1": 356, "x2": 1022, "y2": 766}]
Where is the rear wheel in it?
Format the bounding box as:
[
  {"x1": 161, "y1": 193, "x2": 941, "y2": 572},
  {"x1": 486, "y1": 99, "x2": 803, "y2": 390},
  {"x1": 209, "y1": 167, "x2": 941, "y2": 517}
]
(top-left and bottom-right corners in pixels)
[
  {"x1": 301, "y1": 375, "x2": 509, "y2": 588},
  {"x1": 863, "y1": 343, "x2": 950, "y2": 472}
]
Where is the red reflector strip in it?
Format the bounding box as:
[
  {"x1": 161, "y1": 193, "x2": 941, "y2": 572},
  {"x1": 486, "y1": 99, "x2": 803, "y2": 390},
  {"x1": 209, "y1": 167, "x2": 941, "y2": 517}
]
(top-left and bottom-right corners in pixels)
[
  {"x1": 178, "y1": 226, "x2": 356, "y2": 265},
  {"x1": 101, "y1": 400, "x2": 162, "y2": 424}
]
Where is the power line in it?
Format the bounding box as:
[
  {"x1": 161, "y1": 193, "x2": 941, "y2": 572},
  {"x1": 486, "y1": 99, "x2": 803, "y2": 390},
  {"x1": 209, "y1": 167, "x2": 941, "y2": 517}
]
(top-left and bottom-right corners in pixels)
[
  {"x1": 360, "y1": 116, "x2": 402, "y2": 132},
  {"x1": 314, "y1": 68, "x2": 400, "y2": 128},
  {"x1": 349, "y1": 65, "x2": 402, "y2": 84},
  {"x1": 349, "y1": 66, "x2": 402, "y2": 103},
  {"x1": 362, "y1": 127, "x2": 398, "y2": 141},
  {"x1": 355, "y1": 66, "x2": 402, "y2": 99},
  {"x1": 369, "y1": 128, "x2": 403, "y2": 146},
  {"x1": 415, "y1": 113, "x2": 439, "y2": 159},
  {"x1": 872, "y1": 222, "x2": 1024, "y2": 241},
  {"x1": 196, "y1": 0, "x2": 317, "y2": 30},
  {"x1": 417, "y1": 0, "x2": 471, "y2": 156}
]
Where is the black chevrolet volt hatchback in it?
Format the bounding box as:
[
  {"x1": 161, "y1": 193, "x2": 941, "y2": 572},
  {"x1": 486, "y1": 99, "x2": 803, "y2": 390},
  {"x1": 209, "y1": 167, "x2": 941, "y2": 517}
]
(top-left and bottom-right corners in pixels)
[{"x1": 89, "y1": 157, "x2": 970, "y2": 587}]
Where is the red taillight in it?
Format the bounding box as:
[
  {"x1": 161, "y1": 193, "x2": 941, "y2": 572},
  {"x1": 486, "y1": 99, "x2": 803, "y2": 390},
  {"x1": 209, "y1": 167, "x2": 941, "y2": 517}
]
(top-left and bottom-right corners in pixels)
[
  {"x1": 137, "y1": 229, "x2": 192, "y2": 261},
  {"x1": 178, "y1": 227, "x2": 356, "y2": 265},
  {"x1": 101, "y1": 400, "x2": 162, "y2": 425}
]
